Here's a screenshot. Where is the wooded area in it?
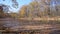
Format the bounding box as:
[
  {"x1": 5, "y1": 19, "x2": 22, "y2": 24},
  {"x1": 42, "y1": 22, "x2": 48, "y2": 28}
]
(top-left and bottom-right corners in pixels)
[
  {"x1": 19, "y1": 0, "x2": 60, "y2": 18},
  {"x1": 0, "y1": 0, "x2": 60, "y2": 18}
]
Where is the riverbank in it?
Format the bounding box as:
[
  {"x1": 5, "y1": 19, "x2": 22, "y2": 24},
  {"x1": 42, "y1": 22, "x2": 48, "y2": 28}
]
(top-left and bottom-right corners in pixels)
[{"x1": 19, "y1": 17, "x2": 60, "y2": 21}]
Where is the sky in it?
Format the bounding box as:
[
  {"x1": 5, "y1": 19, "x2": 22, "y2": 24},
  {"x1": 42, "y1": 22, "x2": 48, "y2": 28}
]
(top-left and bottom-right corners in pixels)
[{"x1": 0, "y1": 0, "x2": 32, "y2": 12}]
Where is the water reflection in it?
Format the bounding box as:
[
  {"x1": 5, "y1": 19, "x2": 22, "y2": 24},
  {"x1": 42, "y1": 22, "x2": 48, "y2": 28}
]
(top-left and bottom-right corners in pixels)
[{"x1": 0, "y1": 18, "x2": 60, "y2": 34}]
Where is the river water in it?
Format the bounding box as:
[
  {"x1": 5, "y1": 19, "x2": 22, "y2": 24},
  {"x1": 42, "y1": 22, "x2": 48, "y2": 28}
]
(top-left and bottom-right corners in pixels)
[{"x1": 0, "y1": 18, "x2": 60, "y2": 34}]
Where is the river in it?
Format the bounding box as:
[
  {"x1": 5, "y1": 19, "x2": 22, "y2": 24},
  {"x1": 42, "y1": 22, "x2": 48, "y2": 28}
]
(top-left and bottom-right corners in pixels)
[{"x1": 0, "y1": 18, "x2": 60, "y2": 34}]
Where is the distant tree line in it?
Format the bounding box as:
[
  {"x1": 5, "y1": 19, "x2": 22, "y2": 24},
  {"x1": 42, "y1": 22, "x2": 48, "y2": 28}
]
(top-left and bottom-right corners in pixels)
[{"x1": 19, "y1": 0, "x2": 60, "y2": 18}]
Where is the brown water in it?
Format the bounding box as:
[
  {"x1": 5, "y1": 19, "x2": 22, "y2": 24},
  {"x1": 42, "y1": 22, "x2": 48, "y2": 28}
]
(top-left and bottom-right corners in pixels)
[{"x1": 0, "y1": 18, "x2": 60, "y2": 34}]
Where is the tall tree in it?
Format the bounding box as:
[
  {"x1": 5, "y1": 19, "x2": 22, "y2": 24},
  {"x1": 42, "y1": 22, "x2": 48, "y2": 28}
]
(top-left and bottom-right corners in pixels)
[
  {"x1": 19, "y1": 5, "x2": 27, "y2": 18},
  {"x1": 0, "y1": 6, "x2": 5, "y2": 17}
]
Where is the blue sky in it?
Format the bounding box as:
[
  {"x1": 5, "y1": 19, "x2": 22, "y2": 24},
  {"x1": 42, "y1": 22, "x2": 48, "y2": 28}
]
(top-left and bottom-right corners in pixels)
[{"x1": 0, "y1": 0, "x2": 32, "y2": 12}]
